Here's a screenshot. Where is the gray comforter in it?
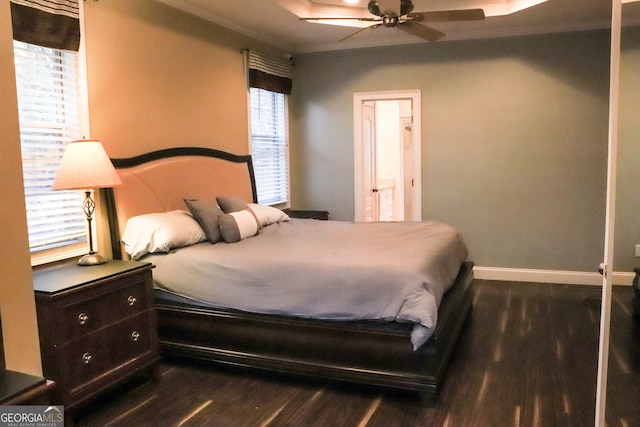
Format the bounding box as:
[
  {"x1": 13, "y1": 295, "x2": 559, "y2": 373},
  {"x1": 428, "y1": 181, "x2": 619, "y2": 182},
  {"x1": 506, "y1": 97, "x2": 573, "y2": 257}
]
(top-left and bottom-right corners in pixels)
[{"x1": 146, "y1": 218, "x2": 468, "y2": 350}]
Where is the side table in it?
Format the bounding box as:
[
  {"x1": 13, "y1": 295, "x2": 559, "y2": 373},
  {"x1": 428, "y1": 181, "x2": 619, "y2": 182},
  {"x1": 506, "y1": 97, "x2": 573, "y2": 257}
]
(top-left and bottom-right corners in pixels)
[
  {"x1": 32, "y1": 260, "x2": 159, "y2": 424},
  {"x1": 283, "y1": 209, "x2": 329, "y2": 220}
]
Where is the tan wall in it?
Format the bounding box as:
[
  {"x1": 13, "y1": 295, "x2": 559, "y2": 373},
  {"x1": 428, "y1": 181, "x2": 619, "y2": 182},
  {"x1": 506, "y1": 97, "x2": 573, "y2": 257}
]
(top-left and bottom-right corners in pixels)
[
  {"x1": 0, "y1": 0, "x2": 287, "y2": 375},
  {"x1": 83, "y1": 0, "x2": 283, "y2": 158},
  {"x1": 82, "y1": 0, "x2": 286, "y2": 258},
  {"x1": 0, "y1": 2, "x2": 43, "y2": 376}
]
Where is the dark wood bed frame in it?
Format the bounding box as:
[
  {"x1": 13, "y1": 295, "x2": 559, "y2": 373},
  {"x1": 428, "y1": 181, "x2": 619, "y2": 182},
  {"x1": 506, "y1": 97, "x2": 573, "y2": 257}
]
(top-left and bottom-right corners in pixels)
[{"x1": 103, "y1": 147, "x2": 474, "y2": 402}]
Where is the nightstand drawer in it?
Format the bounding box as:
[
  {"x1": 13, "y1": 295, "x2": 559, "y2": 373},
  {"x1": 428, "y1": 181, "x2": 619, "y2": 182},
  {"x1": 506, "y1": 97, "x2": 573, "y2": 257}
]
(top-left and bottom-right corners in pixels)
[
  {"x1": 65, "y1": 312, "x2": 154, "y2": 392},
  {"x1": 62, "y1": 280, "x2": 148, "y2": 341}
]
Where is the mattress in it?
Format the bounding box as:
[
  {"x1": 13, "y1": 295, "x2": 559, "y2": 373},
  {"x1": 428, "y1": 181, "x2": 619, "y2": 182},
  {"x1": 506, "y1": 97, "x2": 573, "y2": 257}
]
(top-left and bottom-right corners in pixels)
[{"x1": 144, "y1": 218, "x2": 468, "y2": 349}]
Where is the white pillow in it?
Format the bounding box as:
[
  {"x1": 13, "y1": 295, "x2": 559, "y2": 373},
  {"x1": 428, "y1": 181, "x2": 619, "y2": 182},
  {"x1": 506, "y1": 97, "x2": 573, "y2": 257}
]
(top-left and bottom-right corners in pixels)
[
  {"x1": 248, "y1": 203, "x2": 289, "y2": 227},
  {"x1": 122, "y1": 210, "x2": 206, "y2": 260}
]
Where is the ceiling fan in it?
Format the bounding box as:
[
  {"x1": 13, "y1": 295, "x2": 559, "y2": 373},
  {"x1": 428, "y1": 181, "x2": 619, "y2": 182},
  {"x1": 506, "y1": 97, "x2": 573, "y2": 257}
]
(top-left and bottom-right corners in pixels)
[{"x1": 300, "y1": 0, "x2": 485, "y2": 42}]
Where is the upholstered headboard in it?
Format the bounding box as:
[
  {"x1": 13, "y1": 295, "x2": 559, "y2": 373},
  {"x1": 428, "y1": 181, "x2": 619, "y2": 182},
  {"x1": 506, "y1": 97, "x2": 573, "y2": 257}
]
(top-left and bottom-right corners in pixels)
[{"x1": 103, "y1": 147, "x2": 256, "y2": 259}]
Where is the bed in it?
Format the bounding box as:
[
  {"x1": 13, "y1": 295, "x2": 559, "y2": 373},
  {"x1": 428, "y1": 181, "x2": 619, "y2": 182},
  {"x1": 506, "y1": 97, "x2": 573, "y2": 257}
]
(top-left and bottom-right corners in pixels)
[{"x1": 103, "y1": 146, "x2": 474, "y2": 401}]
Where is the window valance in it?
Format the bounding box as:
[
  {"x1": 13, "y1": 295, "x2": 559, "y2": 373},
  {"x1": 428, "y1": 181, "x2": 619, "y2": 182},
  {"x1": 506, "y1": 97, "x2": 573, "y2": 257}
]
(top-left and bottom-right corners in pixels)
[
  {"x1": 10, "y1": 0, "x2": 80, "y2": 51},
  {"x1": 245, "y1": 50, "x2": 293, "y2": 95}
]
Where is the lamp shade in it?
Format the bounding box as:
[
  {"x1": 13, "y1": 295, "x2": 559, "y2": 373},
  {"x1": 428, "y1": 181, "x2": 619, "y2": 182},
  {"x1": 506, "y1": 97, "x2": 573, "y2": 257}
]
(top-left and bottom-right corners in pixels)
[{"x1": 52, "y1": 140, "x2": 122, "y2": 190}]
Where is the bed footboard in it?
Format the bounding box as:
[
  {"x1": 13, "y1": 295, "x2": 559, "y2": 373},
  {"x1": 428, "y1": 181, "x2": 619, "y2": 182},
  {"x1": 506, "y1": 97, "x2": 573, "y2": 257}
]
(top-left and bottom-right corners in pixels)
[{"x1": 155, "y1": 261, "x2": 474, "y2": 400}]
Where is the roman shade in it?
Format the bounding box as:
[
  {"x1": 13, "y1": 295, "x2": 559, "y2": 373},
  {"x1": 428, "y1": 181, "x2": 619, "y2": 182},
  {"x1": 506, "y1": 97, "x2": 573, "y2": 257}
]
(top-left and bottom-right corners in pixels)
[
  {"x1": 10, "y1": 0, "x2": 80, "y2": 51},
  {"x1": 245, "y1": 50, "x2": 293, "y2": 95}
]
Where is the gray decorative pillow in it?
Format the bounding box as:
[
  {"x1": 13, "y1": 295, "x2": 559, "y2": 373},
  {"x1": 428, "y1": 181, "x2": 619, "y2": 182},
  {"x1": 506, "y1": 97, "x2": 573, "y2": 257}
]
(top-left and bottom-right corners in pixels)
[
  {"x1": 219, "y1": 210, "x2": 259, "y2": 243},
  {"x1": 184, "y1": 199, "x2": 224, "y2": 243},
  {"x1": 216, "y1": 195, "x2": 248, "y2": 213}
]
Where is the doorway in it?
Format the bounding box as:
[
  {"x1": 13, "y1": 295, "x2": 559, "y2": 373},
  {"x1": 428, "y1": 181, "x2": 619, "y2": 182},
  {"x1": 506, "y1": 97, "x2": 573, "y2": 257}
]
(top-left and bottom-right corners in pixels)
[{"x1": 353, "y1": 90, "x2": 422, "y2": 222}]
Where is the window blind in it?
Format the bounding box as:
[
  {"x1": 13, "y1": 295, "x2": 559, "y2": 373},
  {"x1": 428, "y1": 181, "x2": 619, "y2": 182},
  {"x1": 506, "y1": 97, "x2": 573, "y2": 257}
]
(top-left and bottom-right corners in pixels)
[
  {"x1": 10, "y1": 0, "x2": 80, "y2": 51},
  {"x1": 250, "y1": 88, "x2": 289, "y2": 205},
  {"x1": 246, "y1": 50, "x2": 292, "y2": 95},
  {"x1": 13, "y1": 40, "x2": 87, "y2": 252}
]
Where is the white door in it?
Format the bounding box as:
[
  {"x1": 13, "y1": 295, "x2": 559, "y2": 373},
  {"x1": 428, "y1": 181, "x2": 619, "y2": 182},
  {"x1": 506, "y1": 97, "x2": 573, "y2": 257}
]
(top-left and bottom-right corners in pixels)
[
  {"x1": 402, "y1": 117, "x2": 414, "y2": 221},
  {"x1": 354, "y1": 90, "x2": 422, "y2": 222},
  {"x1": 362, "y1": 102, "x2": 377, "y2": 222}
]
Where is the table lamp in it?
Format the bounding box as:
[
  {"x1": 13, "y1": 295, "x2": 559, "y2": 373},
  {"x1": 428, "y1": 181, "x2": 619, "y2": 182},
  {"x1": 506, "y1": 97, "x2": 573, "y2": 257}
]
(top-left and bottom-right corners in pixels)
[{"x1": 52, "y1": 140, "x2": 122, "y2": 266}]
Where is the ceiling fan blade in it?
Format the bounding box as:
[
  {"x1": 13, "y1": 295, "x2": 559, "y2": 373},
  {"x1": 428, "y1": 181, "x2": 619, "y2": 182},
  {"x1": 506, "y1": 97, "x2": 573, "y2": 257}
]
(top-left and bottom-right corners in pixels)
[
  {"x1": 339, "y1": 24, "x2": 381, "y2": 43},
  {"x1": 398, "y1": 22, "x2": 446, "y2": 42},
  {"x1": 300, "y1": 17, "x2": 380, "y2": 22},
  {"x1": 410, "y1": 8, "x2": 485, "y2": 22}
]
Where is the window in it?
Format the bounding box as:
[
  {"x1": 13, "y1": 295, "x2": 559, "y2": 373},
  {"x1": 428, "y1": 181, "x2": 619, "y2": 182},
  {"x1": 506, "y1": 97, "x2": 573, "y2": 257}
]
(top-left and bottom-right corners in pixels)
[
  {"x1": 249, "y1": 87, "x2": 289, "y2": 205},
  {"x1": 13, "y1": 40, "x2": 87, "y2": 263}
]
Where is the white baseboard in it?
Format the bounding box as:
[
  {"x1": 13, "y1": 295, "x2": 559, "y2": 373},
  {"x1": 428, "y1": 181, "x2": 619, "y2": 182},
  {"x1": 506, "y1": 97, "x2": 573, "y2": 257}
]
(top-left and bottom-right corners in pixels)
[{"x1": 473, "y1": 266, "x2": 634, "y2": 286}]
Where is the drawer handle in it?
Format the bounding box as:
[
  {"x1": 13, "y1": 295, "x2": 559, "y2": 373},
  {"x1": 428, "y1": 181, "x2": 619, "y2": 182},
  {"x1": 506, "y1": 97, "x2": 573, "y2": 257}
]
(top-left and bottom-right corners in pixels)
[
  {"x1": 82, "y1": 353, "x2": 92, "y2": 364},
  {"x1": 127, "y1": 295, "x2": 137, "y2": 306},
  {"x1": 130, "y1": 331, "x2": 140, "y2": 342},
  {"x1": 78, "y1": 313, "x2": 89, "y2": 325}
]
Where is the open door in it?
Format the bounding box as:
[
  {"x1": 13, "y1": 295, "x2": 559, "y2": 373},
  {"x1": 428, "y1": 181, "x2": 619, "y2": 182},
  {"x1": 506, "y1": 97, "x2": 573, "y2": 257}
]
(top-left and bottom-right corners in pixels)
[
  {"x1": 362, "y1": 101, "x2": 377, "y2": 222},
  {"x1": 354, "y1": 90, "x2": 422, "y2": 222}
]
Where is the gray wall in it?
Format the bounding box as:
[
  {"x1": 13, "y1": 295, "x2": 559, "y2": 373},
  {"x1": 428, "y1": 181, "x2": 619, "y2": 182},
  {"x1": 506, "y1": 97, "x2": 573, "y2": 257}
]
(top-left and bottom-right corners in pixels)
[
  {"x1": 616, "y1": 27, "x2": 640, "y2": 272},
  {"x1": 290, "y1": 30, "x2": 614, "y2": 272}
]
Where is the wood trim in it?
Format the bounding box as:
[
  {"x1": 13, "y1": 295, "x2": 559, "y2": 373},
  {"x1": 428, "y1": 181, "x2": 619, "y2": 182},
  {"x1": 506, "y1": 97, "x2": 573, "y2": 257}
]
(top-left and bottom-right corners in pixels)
[
  {"x1": 102, "y1": 187, "x2": 121, "y2": 260},
  {"x1": 473, "y1": 266, "x2": 634, "y2": 286},
  {"x1": 112, "y1": 147, "x2": 249, "y2": 169}
]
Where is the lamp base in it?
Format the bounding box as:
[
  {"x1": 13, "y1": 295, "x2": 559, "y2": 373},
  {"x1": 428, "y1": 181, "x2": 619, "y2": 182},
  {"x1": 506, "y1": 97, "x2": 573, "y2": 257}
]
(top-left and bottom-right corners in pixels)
[{"x1": 77, "y1": 253, "x2": 108, "y2": 266}]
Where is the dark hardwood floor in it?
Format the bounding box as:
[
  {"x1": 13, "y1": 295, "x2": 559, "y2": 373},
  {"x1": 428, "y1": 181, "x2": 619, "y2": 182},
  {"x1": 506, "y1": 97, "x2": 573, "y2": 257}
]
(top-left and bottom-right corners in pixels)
[{"x1": 74, "y1": 280, "x2": 640, "y2": 427}]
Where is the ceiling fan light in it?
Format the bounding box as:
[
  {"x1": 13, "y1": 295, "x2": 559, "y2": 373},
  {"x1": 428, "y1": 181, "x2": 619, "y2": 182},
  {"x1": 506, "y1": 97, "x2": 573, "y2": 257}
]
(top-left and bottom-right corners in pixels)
[{"x1": 382, "y1": 15, "x2": 398, "y2": 27}]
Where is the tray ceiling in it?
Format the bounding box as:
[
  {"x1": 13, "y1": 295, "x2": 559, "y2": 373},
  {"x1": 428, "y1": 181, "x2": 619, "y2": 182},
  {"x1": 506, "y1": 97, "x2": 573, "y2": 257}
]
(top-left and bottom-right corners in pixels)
[{"x1": 154, "y1": 0, "x2": 640, "y2": 52}]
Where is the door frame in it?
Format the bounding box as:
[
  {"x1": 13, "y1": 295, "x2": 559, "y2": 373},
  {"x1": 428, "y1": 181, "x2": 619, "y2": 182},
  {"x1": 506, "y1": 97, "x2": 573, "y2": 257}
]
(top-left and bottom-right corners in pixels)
[
  {"x1": 595, "y1": 1, "x2": 621, "y2": 425},
  {"x1": 353, "y1": 89, "x2": 422, "y2": 222}
]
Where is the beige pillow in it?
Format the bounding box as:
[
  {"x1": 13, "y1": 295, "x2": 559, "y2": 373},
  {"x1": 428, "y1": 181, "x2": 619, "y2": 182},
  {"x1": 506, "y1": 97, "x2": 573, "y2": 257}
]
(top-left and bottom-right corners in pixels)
[
  {"x1": 121, "y1": 210, "x2": 206, "y2": 260},
  {"x1": 248, "y1": 203, "x2": 289, "y2": 227}
]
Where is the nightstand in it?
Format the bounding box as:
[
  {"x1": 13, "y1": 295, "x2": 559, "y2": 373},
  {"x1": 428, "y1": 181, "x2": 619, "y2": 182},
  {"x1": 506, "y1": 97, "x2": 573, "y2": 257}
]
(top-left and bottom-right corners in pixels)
[
  {"x1": 283, "y1": 209, "x2": 329, "y2": 220},
  {"x1": 0, "y1": 371, "x2": 54, "y2": 405},
  {"x1": 0, "y1": 314, "x2": 55, "y2": 405},
  {"x1": 32, "y1": 260, "x2": 159, "y2": 420}
]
